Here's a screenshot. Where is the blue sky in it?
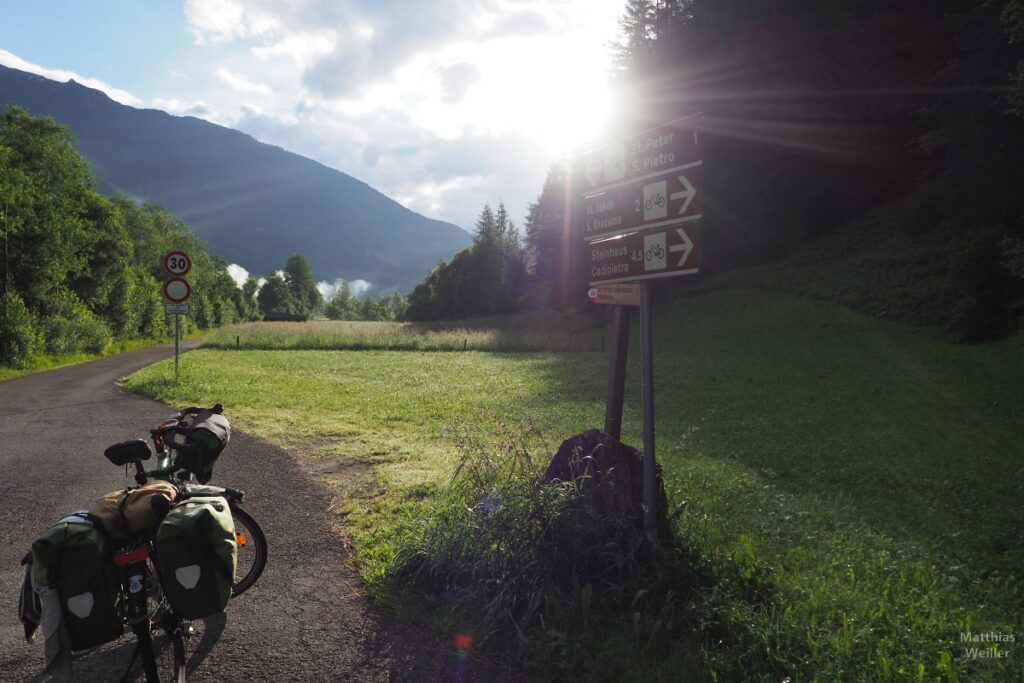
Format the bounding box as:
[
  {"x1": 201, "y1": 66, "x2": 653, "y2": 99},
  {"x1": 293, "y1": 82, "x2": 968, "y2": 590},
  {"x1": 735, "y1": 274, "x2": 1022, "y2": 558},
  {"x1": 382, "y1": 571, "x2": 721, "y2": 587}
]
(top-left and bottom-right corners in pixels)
[{"x1": 0, "y1": 0, "x2": 624, "y2": 236}]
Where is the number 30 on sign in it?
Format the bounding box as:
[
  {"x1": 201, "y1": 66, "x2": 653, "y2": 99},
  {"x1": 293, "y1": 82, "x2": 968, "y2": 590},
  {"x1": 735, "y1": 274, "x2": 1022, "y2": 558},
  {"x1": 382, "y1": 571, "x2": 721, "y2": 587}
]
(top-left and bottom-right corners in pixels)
[{"x1": 163, "y1": 251, "x2": 192, "y2": 276}]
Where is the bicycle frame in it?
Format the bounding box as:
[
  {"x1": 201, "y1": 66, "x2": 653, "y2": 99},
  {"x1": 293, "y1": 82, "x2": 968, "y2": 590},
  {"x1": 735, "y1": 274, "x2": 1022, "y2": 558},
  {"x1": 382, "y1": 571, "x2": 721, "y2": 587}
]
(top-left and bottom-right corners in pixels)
[{"x1": 114, "y1": 544, "x2": 162, "y2": 681}]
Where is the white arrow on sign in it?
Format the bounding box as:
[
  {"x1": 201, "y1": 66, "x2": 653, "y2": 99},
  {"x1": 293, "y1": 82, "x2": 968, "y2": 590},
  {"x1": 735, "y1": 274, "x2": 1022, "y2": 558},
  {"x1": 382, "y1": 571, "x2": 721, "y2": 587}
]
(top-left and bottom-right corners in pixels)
[
  {"x1": 584, "y1": 156, "x2": 603, "y2": 187},
  {"x1": 669, "y1": 227, "x2": 694, "y2": 267},
  {"x1": 670, "y1": 174, "x2": 696, "y2": 215}
]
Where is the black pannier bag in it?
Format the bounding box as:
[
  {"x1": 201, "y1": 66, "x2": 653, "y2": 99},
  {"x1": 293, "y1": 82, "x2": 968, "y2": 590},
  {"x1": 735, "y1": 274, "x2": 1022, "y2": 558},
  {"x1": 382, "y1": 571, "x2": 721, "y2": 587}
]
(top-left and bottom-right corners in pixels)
[{"x1": 175, "y1": 410, "x2": 231, "y2": 483}]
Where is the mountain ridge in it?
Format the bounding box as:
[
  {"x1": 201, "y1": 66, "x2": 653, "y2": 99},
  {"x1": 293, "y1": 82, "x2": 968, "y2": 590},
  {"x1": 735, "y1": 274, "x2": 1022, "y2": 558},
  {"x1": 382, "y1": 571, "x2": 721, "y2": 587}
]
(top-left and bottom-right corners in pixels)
[{"x1": 0, "y1": 64, "x2": 471, "y2": 294}]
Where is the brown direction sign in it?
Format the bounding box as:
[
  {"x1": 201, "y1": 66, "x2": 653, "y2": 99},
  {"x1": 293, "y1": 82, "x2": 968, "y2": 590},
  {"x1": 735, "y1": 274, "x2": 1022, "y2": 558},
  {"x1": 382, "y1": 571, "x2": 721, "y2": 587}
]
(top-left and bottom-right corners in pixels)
[
  {"x1": 580, "y1": 113, "x2": 701, "y2": 193},
  {"x1": 589, "y1": 225, "x2": 699, "y2": 285},
  {"x1": 582, "y1": 164, "x2": 701, "y2": 241}
]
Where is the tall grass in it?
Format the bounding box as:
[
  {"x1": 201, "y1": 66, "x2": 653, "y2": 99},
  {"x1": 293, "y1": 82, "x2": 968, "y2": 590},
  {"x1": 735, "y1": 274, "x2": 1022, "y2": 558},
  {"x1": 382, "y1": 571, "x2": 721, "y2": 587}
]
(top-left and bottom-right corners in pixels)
[
  {"x1": 387, "y1": 422, "x2": 773, "y2": 682},
  {"x1": 204, "y1": 309, "x2": 605, "y2": 353}
]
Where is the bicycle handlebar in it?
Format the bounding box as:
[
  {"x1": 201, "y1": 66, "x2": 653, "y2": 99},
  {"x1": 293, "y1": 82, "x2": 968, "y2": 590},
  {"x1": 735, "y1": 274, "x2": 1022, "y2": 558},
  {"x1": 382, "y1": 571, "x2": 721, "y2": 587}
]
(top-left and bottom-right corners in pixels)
[
  {"x1": 176, "y1": 404, "x2": 223, "y2": 418},
  {"x1": 149, "y1": 403, "x2": 223, "y2": 440}
]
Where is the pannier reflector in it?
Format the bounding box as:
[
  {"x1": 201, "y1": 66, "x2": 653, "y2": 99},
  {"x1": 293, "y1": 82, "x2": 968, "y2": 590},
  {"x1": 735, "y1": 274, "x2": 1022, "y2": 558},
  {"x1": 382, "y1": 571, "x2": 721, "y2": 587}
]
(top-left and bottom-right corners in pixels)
[
  {"x1": 176, "y1": 565, "x2": 202, "y2": 589},
  {"x1": 66, "y1": 593, "x2": 94, "y2": 619},
  {"x1": 114, "y1": 547, "x2": 150, "y2": 566}
]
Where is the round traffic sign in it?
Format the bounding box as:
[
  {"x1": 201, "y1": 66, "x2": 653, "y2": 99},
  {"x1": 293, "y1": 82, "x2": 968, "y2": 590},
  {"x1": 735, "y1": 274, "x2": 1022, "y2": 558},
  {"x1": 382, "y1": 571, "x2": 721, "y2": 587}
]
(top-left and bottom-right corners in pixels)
[
  {"x1": 163, "y1": 251, "x2": 192, "y2": 276},
  {"x1": 163, "y1": 277, "x2": 192, "y2": 303}
]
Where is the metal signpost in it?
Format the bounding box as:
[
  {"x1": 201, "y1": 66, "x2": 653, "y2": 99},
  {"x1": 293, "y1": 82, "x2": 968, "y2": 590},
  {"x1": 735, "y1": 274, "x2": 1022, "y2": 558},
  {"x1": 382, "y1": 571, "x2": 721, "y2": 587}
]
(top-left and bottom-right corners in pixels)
[
  {"x1": 162, "y1": 252, "x2": 192, "y2": 382},
  {"x1": 580, "y1": 115, "x2": 703, "y2": 546}
]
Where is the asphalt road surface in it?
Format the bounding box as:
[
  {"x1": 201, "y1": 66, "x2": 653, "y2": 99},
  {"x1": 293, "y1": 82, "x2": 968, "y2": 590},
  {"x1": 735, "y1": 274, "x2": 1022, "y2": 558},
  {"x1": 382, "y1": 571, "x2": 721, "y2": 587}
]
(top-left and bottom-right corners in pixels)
[{"x1": 0, "y1": 343, "x2": 518, "y2": 682}]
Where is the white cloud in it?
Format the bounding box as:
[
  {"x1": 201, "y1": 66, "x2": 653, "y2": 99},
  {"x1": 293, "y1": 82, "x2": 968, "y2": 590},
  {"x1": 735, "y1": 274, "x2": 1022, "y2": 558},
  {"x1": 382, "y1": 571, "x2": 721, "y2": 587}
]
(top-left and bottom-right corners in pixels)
[
  {"x1": 226, "y1": 263, "x2": 250, "y2": 288},
  {"x1": 215, "y1": 67, "x2": 271, "y2": 95},
  {"x1": 184, "y1": 0, "x2": 278, "y2": 44},
  {"x1": 395, "y1": 175, "x2": 490, "y2": 221},
  {"x1": 317, "y1": 278, "x2": 373, "y2": 301},
  {"x1": 0, "y1": 49, "x2": 142, "y2": 106},
  {"x1": 251, "y1": 31, "x2": 337, "y2": 68},
  {"x1": 152, "y1": 97, "x2": 212, "y2": 118}
]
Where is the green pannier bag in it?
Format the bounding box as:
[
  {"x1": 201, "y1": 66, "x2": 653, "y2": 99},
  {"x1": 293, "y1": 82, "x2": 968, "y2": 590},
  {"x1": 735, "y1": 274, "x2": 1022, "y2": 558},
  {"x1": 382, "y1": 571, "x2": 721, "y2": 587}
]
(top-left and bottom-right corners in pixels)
[
  {"x1": 155, "y1": 497, "x2": 236, "y2": 619},
  {"x1": 177, "y1": 411, "x2": 231, "y2": 484},
  {"x1": 30, "y1": 512, "x2": 123, "y2": 650}
]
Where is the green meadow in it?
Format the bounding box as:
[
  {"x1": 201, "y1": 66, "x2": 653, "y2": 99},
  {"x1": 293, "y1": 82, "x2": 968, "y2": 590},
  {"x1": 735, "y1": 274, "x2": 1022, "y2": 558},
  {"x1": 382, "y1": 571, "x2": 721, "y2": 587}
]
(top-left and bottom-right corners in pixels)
[{"x1": 125, "y1": 289, "x2": 1024, "y2": 681}]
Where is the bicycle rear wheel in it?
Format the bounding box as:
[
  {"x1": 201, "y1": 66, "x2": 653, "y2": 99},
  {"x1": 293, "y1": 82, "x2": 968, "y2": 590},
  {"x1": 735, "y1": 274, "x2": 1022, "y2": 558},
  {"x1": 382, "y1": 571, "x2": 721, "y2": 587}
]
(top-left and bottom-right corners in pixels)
[{"x1": 230, "y1": 504, "x2": 267, "y2": 596}]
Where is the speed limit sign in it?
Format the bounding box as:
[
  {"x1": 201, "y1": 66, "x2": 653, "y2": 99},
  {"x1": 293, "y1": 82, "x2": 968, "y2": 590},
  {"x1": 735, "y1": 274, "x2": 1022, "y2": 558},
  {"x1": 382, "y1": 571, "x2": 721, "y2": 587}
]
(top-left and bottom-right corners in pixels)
[
  {"x1": 163, "y1": 277, "x2": 191, "y2": 303},
  {"x1": 163, "y1": 251, "x2": 192, "y2": 276}
]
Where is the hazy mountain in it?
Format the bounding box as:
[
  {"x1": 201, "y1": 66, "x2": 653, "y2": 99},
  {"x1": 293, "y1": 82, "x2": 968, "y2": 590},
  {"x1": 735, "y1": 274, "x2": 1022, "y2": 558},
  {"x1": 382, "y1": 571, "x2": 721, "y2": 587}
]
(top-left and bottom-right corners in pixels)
[{"x1": 0, "y1": 64, "x2": 470, "y2": 295}]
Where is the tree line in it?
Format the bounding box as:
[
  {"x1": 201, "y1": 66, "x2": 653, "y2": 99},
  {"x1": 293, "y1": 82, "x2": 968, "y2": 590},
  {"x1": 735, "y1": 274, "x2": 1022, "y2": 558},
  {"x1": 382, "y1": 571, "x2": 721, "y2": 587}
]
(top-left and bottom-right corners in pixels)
[
  {"x1": 255, "y1": 253, "x2": 409, "y2": 322},
  {"x1": 0, "y1": 107, "x2": 256, "y2": 367},
  {"x1": 405, "y1": 203, "x2": 528, "y2": 321}
]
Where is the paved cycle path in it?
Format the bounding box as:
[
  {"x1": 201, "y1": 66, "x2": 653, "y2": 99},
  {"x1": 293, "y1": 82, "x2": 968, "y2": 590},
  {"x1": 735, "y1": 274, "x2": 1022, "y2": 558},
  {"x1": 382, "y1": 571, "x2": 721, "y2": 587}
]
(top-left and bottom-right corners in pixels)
[{"x1": 0, "y1": 343, "x2": 515, "y2": 682}]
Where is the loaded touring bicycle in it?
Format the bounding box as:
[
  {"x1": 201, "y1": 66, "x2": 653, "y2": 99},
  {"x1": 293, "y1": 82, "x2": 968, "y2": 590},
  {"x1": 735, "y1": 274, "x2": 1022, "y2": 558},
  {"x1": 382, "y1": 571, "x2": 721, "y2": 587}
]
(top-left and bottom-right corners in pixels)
[{"x1": 17, "y1": 404, "x2": 267, "y2": 682}]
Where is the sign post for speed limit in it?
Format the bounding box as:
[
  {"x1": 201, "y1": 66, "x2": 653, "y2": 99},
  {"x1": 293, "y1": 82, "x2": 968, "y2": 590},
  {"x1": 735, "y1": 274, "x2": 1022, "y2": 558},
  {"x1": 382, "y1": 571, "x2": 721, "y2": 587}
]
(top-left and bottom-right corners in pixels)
[{"x1": 163, "y1": 252, "x2": 192, "y2": 382}]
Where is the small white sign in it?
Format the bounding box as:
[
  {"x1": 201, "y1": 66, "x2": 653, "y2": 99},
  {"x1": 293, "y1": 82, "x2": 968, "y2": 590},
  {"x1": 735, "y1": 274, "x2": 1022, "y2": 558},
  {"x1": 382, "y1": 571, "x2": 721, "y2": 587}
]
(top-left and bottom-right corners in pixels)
[
  {"x1": 165, "y1": 302, "x2": 190, "y2": 315},
  {"x1": 644, "y1": 232, "x2": 667, "y2": 271},
  {"x1": 643, "y1": 180, "x2": 668, "y2": 221}
]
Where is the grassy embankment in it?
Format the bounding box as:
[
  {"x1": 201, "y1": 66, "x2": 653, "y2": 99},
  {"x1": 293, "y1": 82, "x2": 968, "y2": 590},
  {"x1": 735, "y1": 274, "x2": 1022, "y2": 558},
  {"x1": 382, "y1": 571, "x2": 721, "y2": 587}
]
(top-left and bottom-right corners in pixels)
[
  {"x1": 0, "y1": 333, "x2": 202, "y2": 382},
  {"x1": 125, "y1": 289, "x2": 1023, "y2": 681},
  {"x1": 702, "y1": 187, "x2": 1020, "y2": 341}
]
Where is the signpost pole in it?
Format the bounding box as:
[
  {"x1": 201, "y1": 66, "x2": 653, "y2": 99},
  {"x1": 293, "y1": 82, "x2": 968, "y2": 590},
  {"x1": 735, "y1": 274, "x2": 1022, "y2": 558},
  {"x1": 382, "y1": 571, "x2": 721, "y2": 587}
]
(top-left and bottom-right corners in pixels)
[
  {"x1": 174, "y1": 313, "x2": 180, "y2": 383},
  {"x1": 604, "y1": 306, "x2": 631, "y2": 440},
  {"x1": 639, "y1": 282, "x2": 658, "y2": 545},
  {"x1": 162, "y1": 250, "x2": 192, "y2": 385}
]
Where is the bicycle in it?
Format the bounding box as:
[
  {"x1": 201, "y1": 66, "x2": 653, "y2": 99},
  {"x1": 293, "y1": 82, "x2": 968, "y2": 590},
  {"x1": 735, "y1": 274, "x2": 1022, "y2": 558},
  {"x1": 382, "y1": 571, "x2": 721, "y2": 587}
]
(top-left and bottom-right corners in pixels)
[
  {"x1": 112, "y1": 404, "x2": 268, "y2": 682},
  {"x1": 21, "y1": 404, "x2": 267, "y2": 683},
  {"x1": 139, "y1": 405, "x2": 267, "y2": 599}
]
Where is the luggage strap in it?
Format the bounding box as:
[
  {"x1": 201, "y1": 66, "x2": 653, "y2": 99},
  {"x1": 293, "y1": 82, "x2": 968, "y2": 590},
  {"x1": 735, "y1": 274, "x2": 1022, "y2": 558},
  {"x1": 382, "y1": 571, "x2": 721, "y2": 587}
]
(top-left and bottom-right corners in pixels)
[{"x1": 115, "y1": 489, "x2": 134, "y2": 538}]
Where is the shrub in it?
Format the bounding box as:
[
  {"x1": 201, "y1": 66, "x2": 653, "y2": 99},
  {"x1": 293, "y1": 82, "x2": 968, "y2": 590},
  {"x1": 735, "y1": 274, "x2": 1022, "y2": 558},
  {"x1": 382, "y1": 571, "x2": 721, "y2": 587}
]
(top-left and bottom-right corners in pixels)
[
  {"x1": 41, "y1": 290, "x2": 111, "y2": 355},
  {"x1": 0, "y1": 290, "x2": 38, "y2": 366}
]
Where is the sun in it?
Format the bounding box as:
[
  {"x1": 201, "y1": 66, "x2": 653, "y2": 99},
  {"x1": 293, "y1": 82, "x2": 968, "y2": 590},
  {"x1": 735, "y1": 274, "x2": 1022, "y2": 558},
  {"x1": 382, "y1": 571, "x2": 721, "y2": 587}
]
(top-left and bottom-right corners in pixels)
[
  {"x1": 468, "y1": 33, "x2": 614, "y2": 154},
  {"x1": 374, "y1": 29, "x2": 613, "y2": 155}
]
